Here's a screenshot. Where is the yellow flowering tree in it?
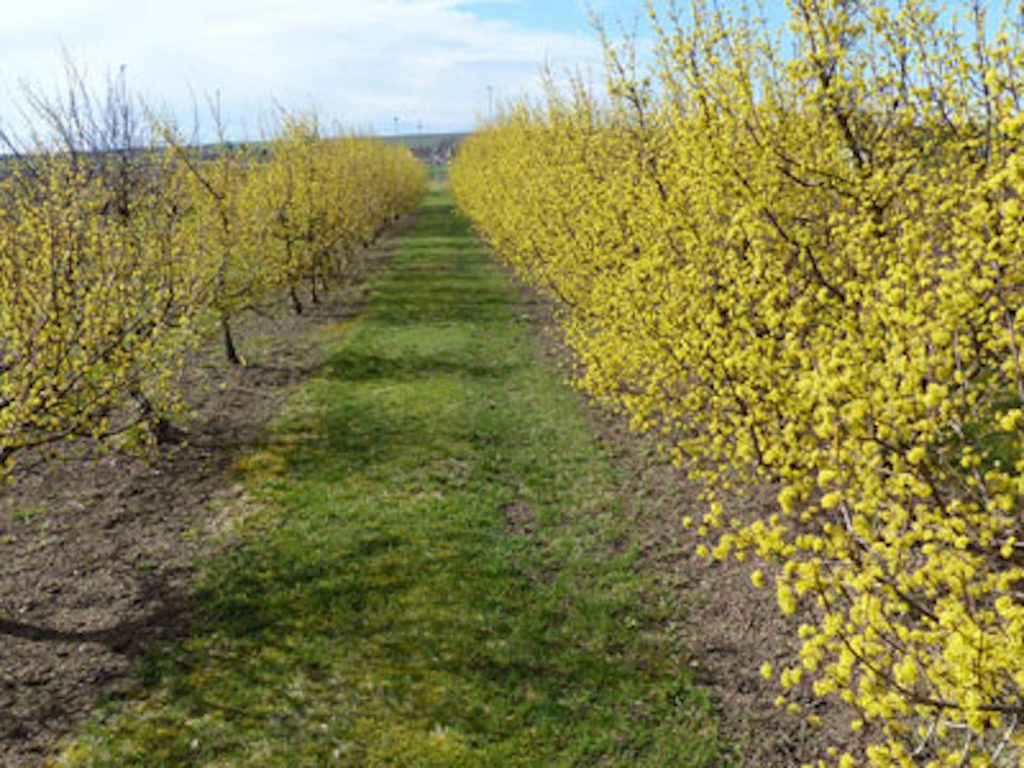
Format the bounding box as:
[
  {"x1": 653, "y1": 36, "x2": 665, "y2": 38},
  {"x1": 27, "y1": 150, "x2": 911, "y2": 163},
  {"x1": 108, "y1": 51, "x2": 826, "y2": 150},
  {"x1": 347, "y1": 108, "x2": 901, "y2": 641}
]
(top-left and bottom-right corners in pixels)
[
  {"x1": 0, "y1": 98, "x2": 206, "y2": 475},
  {"x1": 453, "y1": 1, "x2": 1024, "y2": 763},
  {"x1": 254, "y1": 116, "x2": 426, "y2": 313},
  {"x1": 0, "y1": 75, "x2": 425, "y2": 481}
]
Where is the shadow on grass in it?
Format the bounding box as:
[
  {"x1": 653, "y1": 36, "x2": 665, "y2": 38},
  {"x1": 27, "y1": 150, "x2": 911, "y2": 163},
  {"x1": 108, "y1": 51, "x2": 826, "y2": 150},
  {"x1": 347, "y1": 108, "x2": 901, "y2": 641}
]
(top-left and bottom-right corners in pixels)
[
  {"x1": 367, "y1": 268, "x2": 512, "y2": 326},
  {"x1": 324, "y1": 349, "x2": 513, "y2": 383}
]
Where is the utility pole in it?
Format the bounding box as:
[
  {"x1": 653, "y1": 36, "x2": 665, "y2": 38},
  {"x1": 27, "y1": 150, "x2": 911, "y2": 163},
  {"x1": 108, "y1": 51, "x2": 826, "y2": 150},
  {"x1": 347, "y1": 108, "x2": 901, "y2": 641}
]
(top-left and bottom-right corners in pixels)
[
  {"x1": 486, "y1": 84, "x2": 494, "y2": 122},
  {"x1": 393, "y1": 115, "x2": 399, "y2": 137}
]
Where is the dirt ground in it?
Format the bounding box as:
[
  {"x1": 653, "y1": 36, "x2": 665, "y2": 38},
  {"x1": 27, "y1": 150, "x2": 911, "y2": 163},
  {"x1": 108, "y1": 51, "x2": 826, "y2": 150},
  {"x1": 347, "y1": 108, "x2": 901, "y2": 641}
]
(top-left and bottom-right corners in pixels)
[
  {"x1": 582, "y1": 414, "x2": 873, "y2": 766},
  {"x1": 0, "y1": 219, "x2": 416, "y2": 768}
]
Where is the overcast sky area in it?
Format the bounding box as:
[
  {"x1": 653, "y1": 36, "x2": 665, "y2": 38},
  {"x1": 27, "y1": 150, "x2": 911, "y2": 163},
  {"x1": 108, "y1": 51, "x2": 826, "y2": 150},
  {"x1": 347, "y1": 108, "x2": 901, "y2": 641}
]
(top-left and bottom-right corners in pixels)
[{"x1": 0, "y1": 0, "x2": 651, "y2": 140}]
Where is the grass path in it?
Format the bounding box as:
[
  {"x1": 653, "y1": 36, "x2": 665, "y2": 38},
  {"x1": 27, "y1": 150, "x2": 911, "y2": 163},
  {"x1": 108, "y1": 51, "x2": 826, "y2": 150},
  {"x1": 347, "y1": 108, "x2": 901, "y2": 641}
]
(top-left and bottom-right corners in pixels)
[{"x1": 59, "y1": 191, "x2": 723, "y2": 767}]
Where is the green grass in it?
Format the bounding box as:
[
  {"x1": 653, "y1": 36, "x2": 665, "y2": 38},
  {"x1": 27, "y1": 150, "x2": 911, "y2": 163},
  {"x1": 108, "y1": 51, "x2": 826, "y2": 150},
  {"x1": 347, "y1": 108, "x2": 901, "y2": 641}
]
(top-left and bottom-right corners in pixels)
[{"x1": 58, "y1": 191, "x2": 724, "y2": 767}]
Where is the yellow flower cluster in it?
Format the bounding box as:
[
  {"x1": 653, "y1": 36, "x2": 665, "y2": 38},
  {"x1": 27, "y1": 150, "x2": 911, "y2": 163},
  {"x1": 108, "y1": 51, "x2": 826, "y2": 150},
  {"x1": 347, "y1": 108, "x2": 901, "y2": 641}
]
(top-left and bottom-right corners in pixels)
[
  {"x1": 258, "y1": 115, "x2": 424, "y2": 315},
  {"x1": 0, "y1": 95, "x2": 424, "y2": 480},
  {"x1": 452, "y1": 1, "x2": 1023, "y2": 764},
  {"x1": 173, "y1": 116, "x2": 425, "y2": 362}
]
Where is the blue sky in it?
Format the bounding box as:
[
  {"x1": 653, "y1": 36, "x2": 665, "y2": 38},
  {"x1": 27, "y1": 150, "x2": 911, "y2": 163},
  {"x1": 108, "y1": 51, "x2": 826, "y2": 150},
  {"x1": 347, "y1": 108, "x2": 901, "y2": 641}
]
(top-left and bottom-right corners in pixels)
[
  {"x1": 472, "y1": 0, "x2": 647, "y2": 33},
  {"x1": 0, "y1": 2, "x2": 1001, "y2": 142},
  {"x1": 0, "y1": 0, "x2": 652, "y2": 140}
]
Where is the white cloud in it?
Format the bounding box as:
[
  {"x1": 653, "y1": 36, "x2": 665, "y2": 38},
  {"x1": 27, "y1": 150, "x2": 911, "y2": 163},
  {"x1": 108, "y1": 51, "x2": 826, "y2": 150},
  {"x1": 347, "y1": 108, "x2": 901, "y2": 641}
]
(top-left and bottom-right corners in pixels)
[{"x1": 0, "y1": 0, "x2": 607, "y2": 137}]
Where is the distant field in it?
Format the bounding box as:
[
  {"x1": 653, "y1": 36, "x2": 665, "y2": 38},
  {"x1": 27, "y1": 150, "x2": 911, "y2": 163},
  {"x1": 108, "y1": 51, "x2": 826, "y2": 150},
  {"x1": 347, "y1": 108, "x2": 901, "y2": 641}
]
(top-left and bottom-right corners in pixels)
[{"x1": 385, "y1": 132, "x2": 469, "y2": 163}]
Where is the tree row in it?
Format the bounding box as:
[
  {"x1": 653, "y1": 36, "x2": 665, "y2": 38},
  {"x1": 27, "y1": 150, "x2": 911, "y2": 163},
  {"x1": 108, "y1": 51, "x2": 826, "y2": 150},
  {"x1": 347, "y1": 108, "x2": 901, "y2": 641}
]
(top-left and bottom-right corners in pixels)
[
  {"x1": 0, "y1": 75, "x2": 426, "y2": 481},
  {"x1": 453, "y1": 1, "x2": 1024, "y2": 764}
]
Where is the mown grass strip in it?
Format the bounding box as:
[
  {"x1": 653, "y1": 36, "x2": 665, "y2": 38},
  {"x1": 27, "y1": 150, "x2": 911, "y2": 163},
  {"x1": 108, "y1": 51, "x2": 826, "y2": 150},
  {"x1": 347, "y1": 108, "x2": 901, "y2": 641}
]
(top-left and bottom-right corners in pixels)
[{"x1": 58, "y1": 190, "x2": 724, "y2": 767}]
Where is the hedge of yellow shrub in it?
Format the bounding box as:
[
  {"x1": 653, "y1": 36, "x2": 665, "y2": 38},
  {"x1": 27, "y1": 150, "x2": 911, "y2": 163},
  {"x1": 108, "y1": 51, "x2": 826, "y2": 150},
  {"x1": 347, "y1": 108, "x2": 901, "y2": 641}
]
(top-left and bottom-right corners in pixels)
[{"x1": 453, "y1": 1, "x2": 1023, "y2": 764}]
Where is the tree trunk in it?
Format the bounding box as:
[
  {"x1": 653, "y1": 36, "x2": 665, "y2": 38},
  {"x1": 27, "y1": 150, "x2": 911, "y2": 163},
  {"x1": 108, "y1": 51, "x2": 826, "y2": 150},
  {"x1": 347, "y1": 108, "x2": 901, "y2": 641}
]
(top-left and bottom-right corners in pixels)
[
  {"x1": 222, "y1": 315, "x2": 242, "y2": 366},
  {"x1": 310, "y1": 270, "x2": 320, "y2": 305}
]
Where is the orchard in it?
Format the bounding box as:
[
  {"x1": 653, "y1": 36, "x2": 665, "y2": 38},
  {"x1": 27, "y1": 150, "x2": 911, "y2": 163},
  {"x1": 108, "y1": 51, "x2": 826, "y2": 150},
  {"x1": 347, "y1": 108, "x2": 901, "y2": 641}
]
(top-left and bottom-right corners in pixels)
[{"x1": 0, "y1": 76, "x2": 425, "y2": 482}]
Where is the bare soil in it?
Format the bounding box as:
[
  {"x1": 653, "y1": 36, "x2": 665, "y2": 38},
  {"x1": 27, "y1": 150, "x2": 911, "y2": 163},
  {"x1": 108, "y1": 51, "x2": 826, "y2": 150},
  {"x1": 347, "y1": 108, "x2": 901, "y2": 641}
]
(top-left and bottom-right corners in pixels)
[
  {"x1": 0, "y1": 218, "x2": 416, "y2": 768},
  {"x1": 586, "y1": 415, "x2": 871, "y2": 766}
]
